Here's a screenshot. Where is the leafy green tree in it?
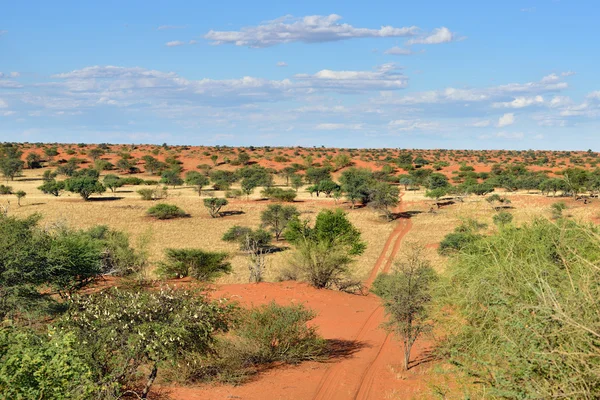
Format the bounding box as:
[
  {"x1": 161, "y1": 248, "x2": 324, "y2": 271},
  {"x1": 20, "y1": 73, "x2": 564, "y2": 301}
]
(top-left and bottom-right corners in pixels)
[
  {"x1": 372, "y1": 247, "x2": 437, "y2": 370},
  {"x1": 290, "y1": 174, "x2": 304, "y2": 192},
  {"x1": 210, "y1": 170, "x2": 239, "y2": 191},
  {"x1": 185, "y1": 171, "x2": 210, "y2": 195},
  {"x1": 427, "y1": 173, "x2": 450, "y2": 190},
  {"x1": 493, "y1": 211, "x2": 513, "y2": 227},
  {"x1": 38, "y1": 180, "x2": 65, "y2": 197},
  {"x1": 368, "y1": 182, "x2": 400, "y2": 221},
  {"x1": 210, "y1": 154, "x2": 219, "y2": 165},
  {"x1": 425, "y1": 187, "x2": 448, "y2": 209},
  {"x1": 0, "y1": 144, "x2": 24, "y2": 181},
  {"x1": 261, "y1": 204, "x2": 300, "y2": 240},
  {"x1": 64, "y1": 175, "x2": 106, "y2": 201},
  {"x1": 103, "y1": 174, "x2": 123, "y2": 193},
  {"x1": 305, "y1": 167, "x2": 332, "y2": 185},
  {"x1": 25, "y1": 152, "x2": 42, "y2": 169},
  {"x1": 332, "y1": 153, "x2": 353, "y2": 170},
  {"x1": 223, "y1": 226, "x2": 272, "y2": 282},
  {"x1": 142, "y1": 155, "x2": 165, "y2": 175},
  {"x1": 339, "y1": 168, "x2": 373, "y2": 208},
  {"x1": 160, "y1": 168, "x2": 183, "y2": 188},
  {"x1": 204, "y1": 197, "x2": 228, "y2": 218},
  {"x1": 285, "y1": 209, "x2": 365, "y2": 289},
  {"x1": 88, "y1": 147, "x2": 105, "y2": 161}
]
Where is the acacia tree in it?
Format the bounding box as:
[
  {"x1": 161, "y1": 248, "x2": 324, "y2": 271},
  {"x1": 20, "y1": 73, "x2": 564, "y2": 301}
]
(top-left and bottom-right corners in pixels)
[
  {"x1": 0, "y1": 144, "x2": 24, "y2": 181},
  {"x1": 203, "y1": 197, "x2": 228, "y2": 218},
  {"x1": 372, "y1": 247, "x2": 437, "y2": 370},
  {"x1": 64, "y1": 172, "x2": 106, "y2": 201},
  {"x1": 261, "y1": 204, "x2": 300, "y2": 240},
  {"x1": 185, "y1": 171, "x2": 210, "y2": 195},
  {"x1": 339, "y1": 168, "x2": 373, "y2": 208},
  {"x1": 223, "y1": 226, "x2": 272, "y2": 282},
  {"x1": 285, "y1": 209, "x2": 366, "y2": 289},
  {"x1": 368, "y1": 182, "x2": 400, "y2": 221}
]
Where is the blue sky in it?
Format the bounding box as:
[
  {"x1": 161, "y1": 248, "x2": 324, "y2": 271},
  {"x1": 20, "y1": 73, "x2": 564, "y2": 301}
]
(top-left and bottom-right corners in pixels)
[{"x1": 0, "y1": 0, "x2": 598, "y2": 149}]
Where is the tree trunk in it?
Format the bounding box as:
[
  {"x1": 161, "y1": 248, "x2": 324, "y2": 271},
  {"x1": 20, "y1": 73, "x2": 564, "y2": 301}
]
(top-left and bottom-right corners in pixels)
[{"x1": 141, "y1": 362, "x2": 158, "y2": 399}]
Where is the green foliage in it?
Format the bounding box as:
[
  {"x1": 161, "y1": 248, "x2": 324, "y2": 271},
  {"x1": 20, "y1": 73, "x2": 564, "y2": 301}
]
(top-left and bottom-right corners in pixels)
[
  {"x1": 438, "y1": 222, "x2": 483, "y2": 256},
  {"x1": 439, "y1": 219, "x2": 600, "y2": 398},
  {"x1": 238, "y1": 302, "x2": 326, "y2": 364},
  {"x1": 64, "y1": 175, "x2": 106, "y2": 201},
  {"x1": 0, "y1": 144, "x2": 24, "y2": 181},
  {"x1": 551, "y1": 201, "x2": 567, "y2": 219},
  {"x1": 38, "y1": 179, "x2": 65, "y2": 197},
  {"x1": 285, "y1": 209, "x2": 365, "y2": 289},
  {"x1": 0, "y1": 184, "x2": 12, "y2": 195},
  {"x1": 0, "y1": 326, "x2": 96, "y2": 399},
  {"x1": 203, "y1": 197, "x2": 228, "y2": 218},
  {"x1": 210, "y1": 170, "x2": 239, "y2": 190},
  {"x1": 493, "y1": 211, "x2": 513, "y2": 226},
  {"x1": 427, "y1": 173, "x2": 449, "y2": 190},
  {"x1": 368, "y1": 181, "x2": 400, "y2": 221},
  {"x1": 260, "y1": 204, "x2": 300, "y2": 240},
  {"x1": 102, "y1": 174, "x2": 123, "y2": 193},
  {"x1": 261, "y1": 187, "x2": 297, "y2": 202},
  {"x1": 157, "y1": 248, "x2": 231, "y2": 280},
  {"x1": 339, "y1": 168, "x2": 374, "y2": 207},
  {"x1": 137, "y1": 186, "x2": 168, "y2": 201},
  {"x1": 160, "y1": 168, "x2": 183, "y2": 187},
  {"x1": 60, "y1": 287, "x2": 235, "y2": 399},
  {"x1": 146, "y1": 203, "x2": 187, "y2": 219},
  {"x1": 185, "y1": 171, "x2": 210, "y2": 195},
  {"x1": 372, "y1": 247, "x2": 437, "y2": 370},
  {"x1": 222, "y1": 225, "x2": 272, "y2": 251}
]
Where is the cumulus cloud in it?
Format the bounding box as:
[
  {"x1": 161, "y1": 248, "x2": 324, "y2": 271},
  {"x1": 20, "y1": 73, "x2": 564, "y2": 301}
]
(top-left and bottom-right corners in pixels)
[
  {"x1": 204, "y1": 14, "x2": 419, "y2": 47},
  {"x1": 407, "y1": 27, "x2": 459, "y2": 45},
  {"x1": 166, "y1": 40, "x2": 186, "y2": 47},
  {"x1": 497, "y1": 113, "x2": 515, "y2": 127}
]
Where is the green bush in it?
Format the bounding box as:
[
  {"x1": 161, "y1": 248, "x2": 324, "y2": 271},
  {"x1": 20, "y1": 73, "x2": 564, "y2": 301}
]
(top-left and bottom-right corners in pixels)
[
  {"x1": 157, "y1": 248, "x2": 231, "y2": 280},
  {"x1": 439, "y1": 219, "x2": 600, "y2": 398},
  {"x1": 0, "y1": 326, "x2": 96, "y2": 399},
  {"x1": 0, "y1": 185, "x2": 12, "y2": 195},
  {"x1": 146, "y1": 203, "x2": 187, "y2": 219}
]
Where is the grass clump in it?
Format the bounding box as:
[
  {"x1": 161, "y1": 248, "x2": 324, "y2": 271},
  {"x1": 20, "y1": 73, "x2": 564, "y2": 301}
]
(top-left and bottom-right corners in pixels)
[{"x1": 156, "y1": 248, "x2": 231, "y2": 280}]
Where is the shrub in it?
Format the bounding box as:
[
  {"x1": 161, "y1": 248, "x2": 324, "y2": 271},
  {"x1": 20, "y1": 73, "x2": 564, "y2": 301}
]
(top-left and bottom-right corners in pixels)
[
  {"x1": 439, "y1": 219, "x2": 600, "y2": 398},
  {"x1": 38, "y1": 180, "x2": 65, "y2": 196},
  {"x1": 60, "y1": 287, "x2": 235, "y2": 399},
  {"x1": 64, "y1": 176, "x2": 106, "y2": 201},
  {"x1": 438, "y1": 231, "x2": 482, "y2": 255},
  {"x1": 493, "y1": 211, "x2": 513, "y2": 226},
  {"x1": 261, "y1": 187, "x2": 297, "y2": 202},
  {"x1": 0, "y1": 185, "x2": 12, "y2": 194},
  {"x1": 146, "y1": 203, "x2": 187, "y2": 219},
  {"x1": 0, "y1": 327, "x2": 96, "y2": 399},
  {"x1": 157, "y1": 249, "x2": 231, "y2": 280},
  {"x1": 237, "y1": 302, "x2": 326, "y2": 364},
  {"x1": 137, "y1": 186, "x2": 168, "y2": 201}
]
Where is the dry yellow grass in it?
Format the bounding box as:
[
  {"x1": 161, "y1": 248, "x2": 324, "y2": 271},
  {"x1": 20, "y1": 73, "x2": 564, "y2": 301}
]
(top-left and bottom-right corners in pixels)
[
  {"x1": 6, "y1": 169, "x2": 600, "y2": 282},
  {"x1": 5, "y1": 169, "x2": 394, "y2": 283}
]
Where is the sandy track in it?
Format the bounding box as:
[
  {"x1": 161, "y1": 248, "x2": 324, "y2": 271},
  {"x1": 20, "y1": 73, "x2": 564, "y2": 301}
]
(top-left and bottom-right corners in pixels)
[{"x1": 313, "y1": 193, "x2": 415, "y2": 400}]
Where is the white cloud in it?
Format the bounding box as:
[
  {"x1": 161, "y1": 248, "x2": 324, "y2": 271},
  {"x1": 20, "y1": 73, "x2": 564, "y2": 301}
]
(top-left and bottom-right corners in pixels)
[
  {"x1": 521, "y1": 7, "x2": 536, "y2": 12},
  {"x1": 204, "y1": 14, "x2": 419, "y2": 47},
  {"x1": 1, "y1": 111, "x2": 16, "y2": 117},
  {"x1": 166, "y1": 40, "x2": 185, "y2": 47},
  {"x1": 384, "y1": 46, "x2": 413, "y2": 55},
  {"x1": 9, "y1": 72, "x2": 20, "y2": 78},
  {"x1": 498, "y1": 113, "x2": 515, "y2": 127},
  {"x1": 561, "y1": 71, "x2": 576, "y2": 77},
  {"x1": 533, "y1": 134, "x2": 544, "y2": 139},
  {"x1": 496, "y1": 131, "x2": 524, "y2": 140},
  {"x1": 315, "y1": 123, "x2": 363, "y2": 130},
  {"x1": 189, "y1": 40, "x2": 197, "y2": 45},
  {"x1": 406, "y1": 27, "x2": 459, "y2": 45},
  {"x1": 388, "y1": 119, "x2": 439, "y2": 131},
  {"x1": 295, "y1": 63, "x2": 406, "y2": 91},
  {"x1": 276, "y1": 61, "x2": 288, "y2": 67},
  {"x1": 0, "y1": 99, "x2": 8, "y2": 108},
  {"x1": 468, "y1": 119, "x2": 491, "y2": 127},
  {"x1": 541, "y1": 73, "x2": 560, "y2": 83},
  {"x1": 493, "y1": 95, "x2": 544, "y2": 108}
]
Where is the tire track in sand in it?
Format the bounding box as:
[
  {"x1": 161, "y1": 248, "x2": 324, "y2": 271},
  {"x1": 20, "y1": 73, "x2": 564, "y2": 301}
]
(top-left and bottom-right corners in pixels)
[{"x1": 313, "y1": 193, "x2": 413, "y2": 400}]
